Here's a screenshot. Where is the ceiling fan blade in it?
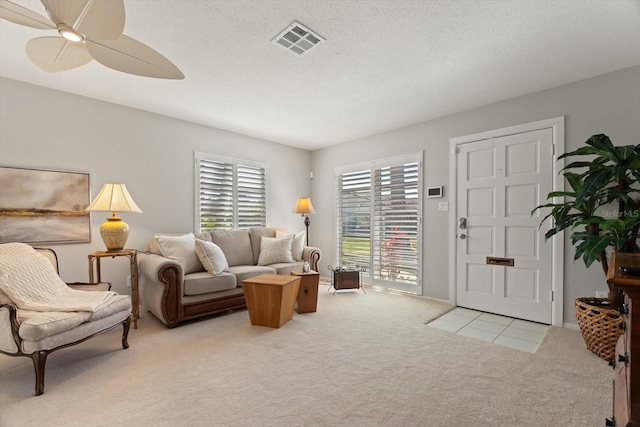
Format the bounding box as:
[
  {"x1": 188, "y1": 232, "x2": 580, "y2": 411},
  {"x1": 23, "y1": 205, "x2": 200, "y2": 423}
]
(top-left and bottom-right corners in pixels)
[
  {"x1": 0, "y1": 0, "x2": 55, "y2": 29},
  {"x1": 86, "y1": 35, "x2": 184, "y2": 80},
  {"x1": 26, "y1": 36, "x2": 92, "y2": 72},
  {"x1": 41, "y1": 0, "x2": 124, "y2": 40}
]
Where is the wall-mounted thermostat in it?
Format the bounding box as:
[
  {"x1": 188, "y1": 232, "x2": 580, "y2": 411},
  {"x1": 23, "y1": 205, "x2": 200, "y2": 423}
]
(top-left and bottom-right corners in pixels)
[{"x1": 426, "y1": 186, "x2": 443, "y2": 198}]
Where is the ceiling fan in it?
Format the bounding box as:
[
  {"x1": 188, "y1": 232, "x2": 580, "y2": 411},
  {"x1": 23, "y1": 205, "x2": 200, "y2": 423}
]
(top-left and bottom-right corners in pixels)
[{"x1": 0, "y1": 0, "x2": 184, "y2": 79}]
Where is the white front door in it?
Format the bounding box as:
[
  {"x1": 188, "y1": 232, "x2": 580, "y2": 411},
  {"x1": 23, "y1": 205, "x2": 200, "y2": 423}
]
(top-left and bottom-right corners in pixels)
[{"x1": 455, "y1": 128, "x2": 553, "y2": 324}]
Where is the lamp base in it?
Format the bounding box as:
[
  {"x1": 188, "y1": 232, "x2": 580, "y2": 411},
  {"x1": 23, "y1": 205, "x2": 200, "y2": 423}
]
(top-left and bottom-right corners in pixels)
[{"x1": 100, "y1": 216, "x2": 129, "y2": 251}]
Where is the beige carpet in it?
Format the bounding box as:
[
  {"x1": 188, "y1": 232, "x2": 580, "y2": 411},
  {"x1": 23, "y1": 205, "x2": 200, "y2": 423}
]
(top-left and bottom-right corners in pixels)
[{"x1": 0, "y1": 287, "x2": 611, "y2": 426}]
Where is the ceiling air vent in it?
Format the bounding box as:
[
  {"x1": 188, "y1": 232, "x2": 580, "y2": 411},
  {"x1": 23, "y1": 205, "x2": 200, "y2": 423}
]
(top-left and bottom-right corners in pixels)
[{"x1": 272, "y1": 21, "x2": 325, "y2": 56}]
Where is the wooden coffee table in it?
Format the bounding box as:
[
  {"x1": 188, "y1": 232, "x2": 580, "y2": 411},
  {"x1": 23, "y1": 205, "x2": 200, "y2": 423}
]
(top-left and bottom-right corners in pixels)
[
  {"x1": 290, "y1": 270, "x2": 319, "y2": 313},
  {"x1": 242, "y1": 274, "x2": 301, "y2": 328}
]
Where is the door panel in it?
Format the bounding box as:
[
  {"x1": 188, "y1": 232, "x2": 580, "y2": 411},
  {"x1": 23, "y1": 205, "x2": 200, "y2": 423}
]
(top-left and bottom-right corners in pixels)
[{"x1": 456, "y1": 128, "x2": 553, "y2": 324}]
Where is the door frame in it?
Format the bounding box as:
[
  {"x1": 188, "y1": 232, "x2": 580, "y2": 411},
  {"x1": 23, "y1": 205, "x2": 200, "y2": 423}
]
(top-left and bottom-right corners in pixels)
[{"x1": 448, "y1": 117, "x2": 565, "y2": 326}]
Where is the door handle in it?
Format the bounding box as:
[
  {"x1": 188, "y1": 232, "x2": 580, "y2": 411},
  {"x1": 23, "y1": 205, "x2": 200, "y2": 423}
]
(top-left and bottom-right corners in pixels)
[{"x1": 458, "y1": 233, "x2": 466, "y2": 240}]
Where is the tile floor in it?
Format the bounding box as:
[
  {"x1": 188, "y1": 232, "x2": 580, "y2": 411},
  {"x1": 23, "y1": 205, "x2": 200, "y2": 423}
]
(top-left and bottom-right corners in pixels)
[{"x1": 427, "y1": 307, "x2": 549, "y2": 353}]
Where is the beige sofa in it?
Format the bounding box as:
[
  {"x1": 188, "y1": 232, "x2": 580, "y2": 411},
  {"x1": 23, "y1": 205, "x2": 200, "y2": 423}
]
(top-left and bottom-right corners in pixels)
[{"x1": 138, "y1": 227, "x2": 321, "y2": 328}]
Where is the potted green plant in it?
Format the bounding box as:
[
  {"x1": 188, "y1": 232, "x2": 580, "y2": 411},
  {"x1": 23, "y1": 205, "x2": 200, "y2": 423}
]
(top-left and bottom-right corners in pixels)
[{"x1": 534, "y1": 134, "x2": 640, "y2": 359}]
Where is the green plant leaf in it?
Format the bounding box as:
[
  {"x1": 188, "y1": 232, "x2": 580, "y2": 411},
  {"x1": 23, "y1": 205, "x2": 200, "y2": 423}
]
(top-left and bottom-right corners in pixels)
[
  {"x1": 539, "y1": 134, "x2": 640, "y2": 270},
  {"x1": 564, "y1": 172, "x2": 583, "y2": 192},
  {"x1": 571, "y1": 232, "x2": 611, "y2": 267},
  {"x1": 558, "y1": 146, "x2": 599, "y2": 160},
  {"x1": 561, "y1": 161, "x2": 599, "y2": 172},
  {"x1": 617, "y1": 145, "x2": 636, "y2": 161},
  {"x1": 576, "y1": 169, "x2": 612, "y2": 205},
  {"x1": 585, "y1": 134, "x2": 615, "y2": 158}
]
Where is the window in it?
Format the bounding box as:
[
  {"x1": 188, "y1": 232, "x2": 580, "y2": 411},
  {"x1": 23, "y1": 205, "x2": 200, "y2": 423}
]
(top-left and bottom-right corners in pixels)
[
  {"x1": 337, "y1": 169, "x2": 372, "y2": 272},
  {"x1": 336, "y1": 153, "x2": 422, "y2": 294},
  {"x1": 195, "y1": 152, "x2": 267, "y2": 231}
]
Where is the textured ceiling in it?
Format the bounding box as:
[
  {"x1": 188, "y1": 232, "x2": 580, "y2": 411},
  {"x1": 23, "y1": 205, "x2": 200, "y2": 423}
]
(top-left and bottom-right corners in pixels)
[{"x1": 1, "y1": 0, "x2": 639, "y2": 150}]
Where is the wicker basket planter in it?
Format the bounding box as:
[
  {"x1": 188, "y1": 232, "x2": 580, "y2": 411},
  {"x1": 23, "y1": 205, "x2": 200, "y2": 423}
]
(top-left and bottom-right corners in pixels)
[{"x1": 574, "y1": 297, "x2": 624, "y2": 362}]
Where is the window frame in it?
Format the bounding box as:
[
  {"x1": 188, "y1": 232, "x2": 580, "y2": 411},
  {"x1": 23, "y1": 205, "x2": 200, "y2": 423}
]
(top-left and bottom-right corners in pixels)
[
  {"x1": 335, "y1": 152, "x2": 423, "y2": 294},
  {"x1": 194, "y1": 152, "x2": 268, "y2": 232}
]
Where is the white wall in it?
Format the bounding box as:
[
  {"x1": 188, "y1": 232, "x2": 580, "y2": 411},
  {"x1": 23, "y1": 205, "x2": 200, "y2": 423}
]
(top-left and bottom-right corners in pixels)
[
  {"x1": 310, "y1": 66, "x2": 640, "y2": 324},
  {"x1": 2, "y1": 66, "x2": 639, "y2": 324},
  {"x1": 0, "y1": 77, "x2": 313, "y2": 294}
]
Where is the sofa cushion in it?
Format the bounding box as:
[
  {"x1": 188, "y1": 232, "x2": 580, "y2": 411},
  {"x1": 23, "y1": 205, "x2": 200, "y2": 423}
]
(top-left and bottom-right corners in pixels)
[
  {"x1": 16, "y1": 294, "x2": 131, "y2": 341},
  {"x1": 18, "y1": 310, "x2": 91, "y2": 341},
  {"x1": 276, "y1": 230, "x2": 305, "y2": 261},
  {"x1": 227, "y1": 265, "x2": 277, "y2": 284},
  {"x1": 22, "y1": 309, "x2": 131, "y2": 354},
  {"x1": 147, "y1": 232, "x2": 187, "y2": 253},
  {"x1": 268, "y1": 262, "x2": 305, "y2": 275},
  {"x1": 249, "y1": 227, "x2": 285, "y2": 265},
  {"x1": 87, "y1": 295, "x2": 131, "y2": 322},
  {"x1": 194, "y1": 239, "x2": 229, "y2": 275},
  {"x1": 194, "y1": 232, "x2": 212, "y2": 242},
  {"x1": 257, "y1": 236, "x2": 294, "y2": 266},
  {"x1": 183, "y1": 272, "x2": 237, "y2": 296},
  {"x1": 153, "y1": 233, "x2": 203, "y2": 274},
  {"x1": 209, "y1": 229, "x2": 254, "y2": 267}
]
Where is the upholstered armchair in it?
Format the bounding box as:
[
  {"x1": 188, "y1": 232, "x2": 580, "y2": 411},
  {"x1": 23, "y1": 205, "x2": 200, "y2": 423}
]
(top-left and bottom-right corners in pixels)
[{"x1": 0, "y1": 244, "x2": 132, "y2": 396}]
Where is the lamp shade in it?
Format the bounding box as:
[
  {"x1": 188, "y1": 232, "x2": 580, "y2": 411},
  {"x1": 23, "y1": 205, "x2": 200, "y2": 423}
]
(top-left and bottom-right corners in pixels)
[
  {"x1": 85, "y1": 183, "x2": 143, "y2": 213},
  {"x1": 292, "y1": 197, "x2": 315, "y2": 215},
  {"x1": 86, "y1": 183, "x2": 142, "y2": 251}
]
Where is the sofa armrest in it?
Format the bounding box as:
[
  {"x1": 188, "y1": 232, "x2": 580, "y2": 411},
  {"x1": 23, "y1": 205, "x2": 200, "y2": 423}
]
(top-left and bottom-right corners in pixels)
[
  {"x1": 0, "y1": 303, "x2": 21, "y2": 354},
  {"x1": 302, "y1": 246, "x2": 322, "y2": 272},
  {"x1": 137, "y1": 252, "x2": 184, "y2": 328},
  {"x1": 139, "y1": 252, "x2": 185, "y2": 282}
]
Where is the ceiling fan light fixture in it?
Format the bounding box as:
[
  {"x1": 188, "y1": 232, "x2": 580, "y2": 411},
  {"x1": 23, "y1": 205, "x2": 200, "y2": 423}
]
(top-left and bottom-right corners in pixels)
[
  {"x1": 1, "y1": 0, "x2": 183, "y2": 79},
  {"x1": 58, "y1": 25, "x2": 84, "y2": 42}
]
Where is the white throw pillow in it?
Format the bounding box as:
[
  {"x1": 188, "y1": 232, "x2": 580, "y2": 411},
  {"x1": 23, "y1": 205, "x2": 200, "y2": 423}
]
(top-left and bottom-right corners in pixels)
[
  {"x1": 276, "y1": 230, "x2": 306, "y2": 261},
  {"x1": 154, "y1": 233, "x2": 203, "y2": 274},
  {"x1": 194, "y1": 239, "x2": 229, "y2": 276},
  {"x1": 257, "y1": 235, "x2": 294, "y2": 266}
]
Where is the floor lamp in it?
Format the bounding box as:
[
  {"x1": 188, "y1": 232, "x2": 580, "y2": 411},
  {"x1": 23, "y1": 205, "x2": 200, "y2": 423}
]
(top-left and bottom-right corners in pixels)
[{"x1": 293, "y1": 197, "x2": 315, "y2": 246}]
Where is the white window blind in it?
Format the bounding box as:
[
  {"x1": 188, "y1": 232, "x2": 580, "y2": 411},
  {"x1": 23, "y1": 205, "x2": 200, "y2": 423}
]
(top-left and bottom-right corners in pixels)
[
  {"x1": 336, "y1": 153, "x2": 422, "y2": 294},
  {"x1": 337, "y1": 169, "x2": 372, "y2": 273},
  {"x1": 237, "y1": 164, "x2": 266, "y2": 229},
  {"x1": 373, "y1": 162, "x2": 419, "y2": 285},
  {"x1": 195, "y1": 153, "x2": 267, "y2": 232}
]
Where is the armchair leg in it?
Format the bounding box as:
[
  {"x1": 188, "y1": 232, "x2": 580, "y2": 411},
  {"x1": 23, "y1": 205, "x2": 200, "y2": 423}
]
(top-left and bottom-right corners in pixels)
[
  {"x1": 30, "y1": 350, "x2": 48, "y2": 396},
  {"x1": 122, "y1": 316, "x2": 131, "y2": 349}
]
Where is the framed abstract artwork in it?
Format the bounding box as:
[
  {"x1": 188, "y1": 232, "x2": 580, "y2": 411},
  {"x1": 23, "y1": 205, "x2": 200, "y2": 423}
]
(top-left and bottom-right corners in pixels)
[{"x1": 0, "y1": 166, "x2": 91, "y2": 244}]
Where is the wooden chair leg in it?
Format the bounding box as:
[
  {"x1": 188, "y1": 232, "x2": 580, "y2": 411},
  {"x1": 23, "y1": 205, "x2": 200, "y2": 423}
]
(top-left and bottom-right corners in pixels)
[
  {"x1": 30, "y1": 350, "x2": 48, "y2": 396},
  {"x1": 122, "y1": 316, "x2": 131, "y2": 349}
]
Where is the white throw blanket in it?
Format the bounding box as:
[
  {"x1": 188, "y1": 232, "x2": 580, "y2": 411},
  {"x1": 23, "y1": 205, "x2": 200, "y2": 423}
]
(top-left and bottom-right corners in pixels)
[{"x1": 0, "y1": 243, "x2": 119, "y2": 313}]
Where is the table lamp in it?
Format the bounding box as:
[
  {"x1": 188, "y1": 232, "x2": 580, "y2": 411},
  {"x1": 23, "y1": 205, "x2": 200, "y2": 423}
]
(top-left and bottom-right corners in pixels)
[
  {"x1": 292, "y1": 197, "x2": 315, "y2": 246},
  {"x1": 86, "y1": 183, "x2": 142, "y2": 251}
]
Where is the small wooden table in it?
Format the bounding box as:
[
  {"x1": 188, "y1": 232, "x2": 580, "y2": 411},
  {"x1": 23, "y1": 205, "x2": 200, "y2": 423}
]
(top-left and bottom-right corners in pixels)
[
  {"x1": 88, "y1": 249, "x2": 139, "y2": 329},
  {"x1": 242, "y1": 274, "x2": 300, "y2": 328},
  {"x1": 291, "y1": 270, "x2": 319, "y2": 313}
]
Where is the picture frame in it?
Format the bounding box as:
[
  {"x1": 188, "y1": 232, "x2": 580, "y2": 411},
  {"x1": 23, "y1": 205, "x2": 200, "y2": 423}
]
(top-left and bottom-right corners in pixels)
[{"x1": 0, "y1": 166, "x2": 91, "y2": 244}]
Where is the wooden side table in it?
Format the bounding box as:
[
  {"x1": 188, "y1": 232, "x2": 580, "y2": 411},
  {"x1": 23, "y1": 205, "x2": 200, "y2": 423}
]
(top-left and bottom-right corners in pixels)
[
  {"x1": 242, "y1": 274, "x2": 300, "y2": 328},
  {"x1": 88, "y1": 249, "x2": 139, "y2": 329},
  {"x1": 291, "y1": 270, "x2": 319, "y2": 313}
]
